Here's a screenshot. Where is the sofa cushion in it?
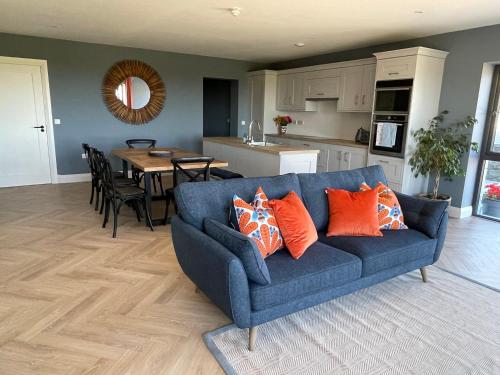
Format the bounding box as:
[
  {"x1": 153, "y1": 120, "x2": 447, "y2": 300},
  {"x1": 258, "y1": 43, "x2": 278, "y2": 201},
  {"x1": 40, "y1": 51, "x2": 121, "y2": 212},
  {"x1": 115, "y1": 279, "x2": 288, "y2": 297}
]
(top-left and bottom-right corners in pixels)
[
  {"x1": 233, "y1": 187, "x2": 283, "y2": 258},
  {"x1": 175, "y1": 173, "x2": 302, "y2": 230},
  {"x1": 250, "y1": 242, "x2": 362, "y2": 311},
  {"x1": 298, "y1": 166, "x2": 388, "y2": 232},
  {"x1": 269, "y1": 191, "x2": 318, "y2": 259},
  {"x1": 317, "y1": 230, "x2": 437, "y2": 276},
  {"x1": 204, "y1": 218, "x2": 271, "y2": 285}
]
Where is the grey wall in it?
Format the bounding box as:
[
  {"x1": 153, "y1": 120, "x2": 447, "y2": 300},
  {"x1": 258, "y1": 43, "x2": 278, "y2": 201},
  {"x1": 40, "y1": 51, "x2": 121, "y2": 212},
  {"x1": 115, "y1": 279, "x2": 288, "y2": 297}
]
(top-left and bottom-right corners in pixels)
[
  {"x1": 0, "y1": 33, "x2": 257, "y2": 175},
  {"x1": 269, "y1": 24, "x2": 500, "y2": 208}
]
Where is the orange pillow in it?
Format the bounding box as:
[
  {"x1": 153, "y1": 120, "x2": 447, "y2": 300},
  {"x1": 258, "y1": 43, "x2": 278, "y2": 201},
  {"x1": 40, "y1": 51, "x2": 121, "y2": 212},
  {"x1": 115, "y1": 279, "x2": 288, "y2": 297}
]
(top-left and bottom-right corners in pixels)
[
  {"x1": 325, "y1": 188, "x2": 382, "y2": 237},
  {"x1": 269, "y1": 191, "x2": 318, "y2": 259},
  {"x1": 360, "y1": 182, "x2": 408, "y2": 230}
]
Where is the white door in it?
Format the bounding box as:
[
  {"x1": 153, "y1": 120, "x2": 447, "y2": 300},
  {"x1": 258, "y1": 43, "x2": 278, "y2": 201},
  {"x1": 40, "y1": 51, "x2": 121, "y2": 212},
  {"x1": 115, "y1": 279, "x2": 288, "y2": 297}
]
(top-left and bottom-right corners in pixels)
[{"x1": 0, "y1": 61, "x2": 52, "y2": 187}]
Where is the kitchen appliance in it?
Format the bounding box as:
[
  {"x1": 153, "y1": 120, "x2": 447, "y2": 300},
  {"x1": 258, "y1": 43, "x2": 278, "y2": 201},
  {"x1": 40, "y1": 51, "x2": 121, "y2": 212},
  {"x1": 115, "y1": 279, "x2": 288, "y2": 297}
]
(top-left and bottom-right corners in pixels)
[
  {"x1": 370, "y1": 114, "x2": 408, "y2": 158},
  {"x1": 374, "y1": 79, "x2": 413, "y2": 114},
  {"x1": 355, "y1": 127, "x2": 370, "y2": 145}
]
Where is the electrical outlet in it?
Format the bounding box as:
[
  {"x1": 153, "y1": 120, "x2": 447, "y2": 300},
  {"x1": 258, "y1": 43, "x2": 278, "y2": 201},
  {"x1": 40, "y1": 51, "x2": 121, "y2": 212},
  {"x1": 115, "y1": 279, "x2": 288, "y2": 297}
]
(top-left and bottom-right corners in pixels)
[
  {"x1": 297, "y1": 120, "x2": 304, "y2": 125},
  {"x1": 54, "y1": 118, "x2": 61, "y2": 125},
  {"x1": 81, "y1": 153, "x2": 87, "y2": 159},
  {"x1": 241, "y1": 120, "x2": 246, "y2": 126}
]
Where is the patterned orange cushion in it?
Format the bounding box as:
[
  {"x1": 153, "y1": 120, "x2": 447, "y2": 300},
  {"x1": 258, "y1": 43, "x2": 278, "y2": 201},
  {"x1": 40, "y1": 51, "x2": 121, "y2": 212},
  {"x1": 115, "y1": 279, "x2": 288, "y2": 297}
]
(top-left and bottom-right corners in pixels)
[
  {"x1": 360, "y1": 182, "x2": 408, "y2": 230},
  {"x1": 233, "y1": 187, "x2": 283, "y2": 258}
]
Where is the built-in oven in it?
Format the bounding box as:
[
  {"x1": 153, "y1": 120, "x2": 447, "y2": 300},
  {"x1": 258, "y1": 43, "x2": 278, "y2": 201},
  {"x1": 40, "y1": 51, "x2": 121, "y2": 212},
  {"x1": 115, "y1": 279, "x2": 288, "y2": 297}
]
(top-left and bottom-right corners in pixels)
[
  {"x1": 370, "y1": 114, "x2": 408, "y2": 158},
  {"x1": 374, "y1": 79, "x2": 413, "y2": 113}
]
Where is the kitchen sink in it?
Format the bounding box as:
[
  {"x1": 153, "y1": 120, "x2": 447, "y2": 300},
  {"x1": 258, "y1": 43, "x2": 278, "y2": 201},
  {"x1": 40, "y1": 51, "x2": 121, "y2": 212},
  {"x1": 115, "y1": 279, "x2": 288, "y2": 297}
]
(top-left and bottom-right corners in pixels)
[{"x1": 247, "y1": 141, "x2": 277, "y2": 147}]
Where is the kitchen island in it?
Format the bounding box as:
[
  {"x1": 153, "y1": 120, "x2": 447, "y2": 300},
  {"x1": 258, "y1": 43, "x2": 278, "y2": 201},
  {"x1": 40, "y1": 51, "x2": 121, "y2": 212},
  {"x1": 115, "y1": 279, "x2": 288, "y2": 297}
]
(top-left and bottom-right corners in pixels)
[{"x1": 203, "y1": 137, "x2": 319, "y2": 177}]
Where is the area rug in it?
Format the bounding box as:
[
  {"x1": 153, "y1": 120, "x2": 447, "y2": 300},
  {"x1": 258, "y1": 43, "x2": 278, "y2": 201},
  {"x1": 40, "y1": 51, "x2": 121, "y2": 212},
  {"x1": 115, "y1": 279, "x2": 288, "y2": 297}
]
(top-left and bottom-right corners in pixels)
[{"x1": 204, "y1": 267, "x2": 500, "y2": 375}]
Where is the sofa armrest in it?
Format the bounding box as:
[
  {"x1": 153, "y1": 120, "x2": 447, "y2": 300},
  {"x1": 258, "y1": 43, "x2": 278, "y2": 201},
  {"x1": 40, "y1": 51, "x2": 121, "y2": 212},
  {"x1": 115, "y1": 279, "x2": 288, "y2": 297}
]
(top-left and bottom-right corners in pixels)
[
  {"x1": 395, "y1": 192, "x2": 449, "y2": 239},
  {"x1": 171, "y1": 215, "x2": 251, "y2": 328}
]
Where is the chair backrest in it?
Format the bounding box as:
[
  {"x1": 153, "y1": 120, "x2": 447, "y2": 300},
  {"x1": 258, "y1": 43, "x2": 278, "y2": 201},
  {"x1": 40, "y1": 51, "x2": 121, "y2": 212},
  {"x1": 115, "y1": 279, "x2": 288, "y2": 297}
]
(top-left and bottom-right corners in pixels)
[
  {"x1": 126, "y1": 139, "x2": 157, "y2": 148},
  {"x1": 94, "y1": 151, "x2": 116, "y2": 196},
  {"x1": 82, "y1": 143, "x2": 93, "y2": 170},
  {"x1": 171, "y1": 156, "x2": 215, "y2": 187}
]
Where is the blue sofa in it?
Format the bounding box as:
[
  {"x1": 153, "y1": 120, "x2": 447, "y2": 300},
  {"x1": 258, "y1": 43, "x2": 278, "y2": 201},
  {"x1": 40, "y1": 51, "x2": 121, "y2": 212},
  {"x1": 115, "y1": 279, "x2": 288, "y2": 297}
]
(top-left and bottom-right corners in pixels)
[{"x1": 171, "y1": 166, "x2": 449, "y2": 350}]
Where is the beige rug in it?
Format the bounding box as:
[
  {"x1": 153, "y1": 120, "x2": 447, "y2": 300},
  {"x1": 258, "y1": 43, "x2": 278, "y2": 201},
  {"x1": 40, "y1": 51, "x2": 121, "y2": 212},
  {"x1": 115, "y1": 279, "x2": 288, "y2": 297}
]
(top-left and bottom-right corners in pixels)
[{"x1": 204, "y1": 267, "x2": 500, "y2": 375}]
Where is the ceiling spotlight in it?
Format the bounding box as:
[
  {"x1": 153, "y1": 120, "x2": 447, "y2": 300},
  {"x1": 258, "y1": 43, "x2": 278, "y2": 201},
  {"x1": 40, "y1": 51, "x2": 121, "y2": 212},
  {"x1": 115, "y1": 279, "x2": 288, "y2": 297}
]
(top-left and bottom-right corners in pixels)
[
  {"x1": 294, "y1": 42, "x2": 305, "y2": 47},
  {"x1": 230, "y1": 7, "x2": 241, "y2": 16},
  {"x1": 414, "y1": 10, "x2": 424, "y2": 14}
]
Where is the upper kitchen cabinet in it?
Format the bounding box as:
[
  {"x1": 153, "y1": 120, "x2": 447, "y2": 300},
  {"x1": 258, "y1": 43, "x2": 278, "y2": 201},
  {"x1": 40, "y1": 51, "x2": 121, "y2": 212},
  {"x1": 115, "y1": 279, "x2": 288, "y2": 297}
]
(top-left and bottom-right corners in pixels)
[
  {"x1": 276, "y1": 73, "x2": 317, "y2": 112},
  {"x1": 247, "y1": 70, "x2": 278, "y2": 139},
  {"x1": 338, "y1": 64, "x2": 376, "y2": 112},
  {"x1": 304, "y1": 69, "x2": 342, "y2": 99}
]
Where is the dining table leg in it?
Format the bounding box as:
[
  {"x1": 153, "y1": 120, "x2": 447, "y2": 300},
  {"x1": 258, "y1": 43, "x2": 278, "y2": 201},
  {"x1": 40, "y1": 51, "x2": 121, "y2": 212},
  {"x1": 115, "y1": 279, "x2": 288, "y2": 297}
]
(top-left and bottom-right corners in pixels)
[
  {"x1": 122, "y1": 160, "x2": 128, "y2": 178},
  {"x1": 143, "y1": 171, "x2": 153, "y2": 227}
]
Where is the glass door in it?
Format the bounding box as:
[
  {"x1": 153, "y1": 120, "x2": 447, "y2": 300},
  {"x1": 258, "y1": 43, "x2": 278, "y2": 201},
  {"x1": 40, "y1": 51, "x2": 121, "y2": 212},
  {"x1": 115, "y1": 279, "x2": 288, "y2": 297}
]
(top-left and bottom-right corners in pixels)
[{"x1": 475, "y1": 66, "x2": 500, "y2": 221}]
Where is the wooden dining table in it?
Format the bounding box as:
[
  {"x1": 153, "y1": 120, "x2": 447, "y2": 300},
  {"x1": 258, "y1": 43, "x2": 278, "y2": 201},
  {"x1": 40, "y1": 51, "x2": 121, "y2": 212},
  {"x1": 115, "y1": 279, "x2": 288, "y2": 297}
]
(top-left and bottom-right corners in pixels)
[{"x1": 112, "y1": 147, "x2": 228, "y2": 225}]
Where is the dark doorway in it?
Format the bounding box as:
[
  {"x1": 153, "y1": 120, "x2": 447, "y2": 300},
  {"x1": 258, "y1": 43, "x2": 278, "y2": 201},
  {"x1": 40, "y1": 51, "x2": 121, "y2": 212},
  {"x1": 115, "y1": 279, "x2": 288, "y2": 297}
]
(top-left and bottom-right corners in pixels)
[{"x1": 203, "y1": 78, "x2": 238, "y2": 137}]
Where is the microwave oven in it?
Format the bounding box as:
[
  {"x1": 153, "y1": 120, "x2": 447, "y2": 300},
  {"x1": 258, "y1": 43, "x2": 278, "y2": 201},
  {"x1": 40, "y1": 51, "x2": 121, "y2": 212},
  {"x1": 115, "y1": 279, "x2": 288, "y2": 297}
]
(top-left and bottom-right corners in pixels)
[
  {"x1": 370, "y1": 114, "x2": 408, "y2": 158},
  {"x1": 374, "y1": 79, "x2": 413, "y2": 114}
]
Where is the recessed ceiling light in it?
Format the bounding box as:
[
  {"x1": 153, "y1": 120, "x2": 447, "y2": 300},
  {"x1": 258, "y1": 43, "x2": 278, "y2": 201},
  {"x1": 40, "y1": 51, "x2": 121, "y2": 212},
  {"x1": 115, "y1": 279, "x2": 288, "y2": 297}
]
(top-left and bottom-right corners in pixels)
[
  {"x1": 230, "y1": 7, "x2": 241, "y2": 16},
  {"x1": 294, "y1": 42, "x2": 305, "y2": 47},
  {"x1": 414, "y1": 10, "x2": 424, "y2": 14}
]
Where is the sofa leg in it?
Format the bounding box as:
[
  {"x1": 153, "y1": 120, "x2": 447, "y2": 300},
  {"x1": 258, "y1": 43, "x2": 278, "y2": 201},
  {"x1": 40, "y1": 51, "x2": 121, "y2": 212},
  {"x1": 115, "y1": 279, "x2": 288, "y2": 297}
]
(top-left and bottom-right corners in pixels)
[
  {"x1": 248, "y1": 326, "x2": 257, "y2": 351},
  {"x1": 420, "y1": 267, "x2": 428, "y2": 283}
]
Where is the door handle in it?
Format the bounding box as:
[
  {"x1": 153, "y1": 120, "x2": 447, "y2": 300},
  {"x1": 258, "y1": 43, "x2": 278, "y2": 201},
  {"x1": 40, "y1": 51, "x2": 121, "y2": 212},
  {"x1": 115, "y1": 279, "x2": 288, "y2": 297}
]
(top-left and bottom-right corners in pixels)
[
  {"x1": 362, "y1": 94, "x2": 366, "y2": 105},
  {"x1": 355, "y1": 94, "x2": 359, "y2": 106},
  {"x1": 344, "y1": 152, "x2": 349, "y2": 162},
  {"x1": 388, "y1": 72, "x2": 399, "y2": 76},
  {"x1": 34, "y1": 125, "x2": 45, "y2": 132},
  {"x1": 337, "y1": 151, "x2": 342, "y2": 160}
]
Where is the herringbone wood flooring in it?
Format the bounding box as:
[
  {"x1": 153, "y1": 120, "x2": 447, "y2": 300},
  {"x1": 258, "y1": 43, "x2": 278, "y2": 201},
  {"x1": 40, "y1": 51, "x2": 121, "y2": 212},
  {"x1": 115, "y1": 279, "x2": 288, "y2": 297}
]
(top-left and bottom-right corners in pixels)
[{"x1": 0, "y1": 182, "x2": 498, "y2": 374}]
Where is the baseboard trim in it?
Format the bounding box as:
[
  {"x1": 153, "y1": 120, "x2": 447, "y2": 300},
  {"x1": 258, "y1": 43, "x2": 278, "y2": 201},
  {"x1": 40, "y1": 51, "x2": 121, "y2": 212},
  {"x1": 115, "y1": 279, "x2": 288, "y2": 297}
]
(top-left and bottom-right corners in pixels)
[
  {"x1": 57, "y1": 173, "x2": 92, "y2": 183},
  {"x1": 448, "y1": 205, "x2": 472, "y2": 219}
]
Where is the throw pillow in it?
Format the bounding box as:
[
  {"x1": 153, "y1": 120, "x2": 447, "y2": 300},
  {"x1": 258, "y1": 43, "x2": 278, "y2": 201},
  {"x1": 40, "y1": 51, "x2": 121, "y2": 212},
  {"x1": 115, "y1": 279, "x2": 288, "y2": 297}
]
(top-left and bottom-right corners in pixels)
[
  {"x1": 233, "y1": 186, "x2": 283, "y2": 258},
  {"x1": 268, "y1": 191, "x2": 318, "y2": 259},
  {"x1": 325, "y1": 188, "x2": 383, "y2": 237},
  {"x1": 204, "y1": 218, "x2": 271, "y2": 285},
  {"x1": 360, "y1": 182, "x2": 408, "y2": 230}
]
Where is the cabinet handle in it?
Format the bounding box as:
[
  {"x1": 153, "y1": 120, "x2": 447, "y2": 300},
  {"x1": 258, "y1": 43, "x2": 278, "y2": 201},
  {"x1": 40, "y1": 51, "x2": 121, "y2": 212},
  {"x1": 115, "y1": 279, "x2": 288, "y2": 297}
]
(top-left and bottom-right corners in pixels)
[
  {"x1": 316, "y1": 92, "x2": 325, "y2": 96},
  {"x1": 388, "y1": 72, "x2": 399, "y2": 76},
  {"x1": 344, "y1": 152, "x2": 349, "y2": 162},
  {"x1": 337, "y1": 151, "x2": 342, "y2": 160},
  {"x1": 378, "y1": 160, "x2": 389, "y2": 164},
  {"x1": 362, "y1": 94, "x2": 366, "y2": 105},
  {"x1": 354, "y1": 94, "x2": 359, "y2": 106},
  {"x1": 303, "y1": 143, "x2": 310, "y2": 147}
]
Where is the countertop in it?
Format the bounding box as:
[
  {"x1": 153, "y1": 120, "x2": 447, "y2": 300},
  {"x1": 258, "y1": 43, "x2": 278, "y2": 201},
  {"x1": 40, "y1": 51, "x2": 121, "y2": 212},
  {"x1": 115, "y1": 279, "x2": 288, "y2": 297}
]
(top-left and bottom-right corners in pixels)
[
  {"x1": 264, "y1": 133, "x2": 369, "y2": 149},
  {"x1": 203, "y1": 137, "x2": 320, "y2": 155}
]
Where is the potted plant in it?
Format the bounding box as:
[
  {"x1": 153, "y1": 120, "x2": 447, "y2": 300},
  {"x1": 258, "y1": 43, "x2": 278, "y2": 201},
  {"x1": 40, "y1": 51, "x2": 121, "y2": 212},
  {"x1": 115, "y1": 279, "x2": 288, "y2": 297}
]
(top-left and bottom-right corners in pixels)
[
  {"x1": 408, "y1": 110, "x2": 479, "y2": 204},
  {"x1": 481, "y1": 183, "x2": 500, "y2": 217},
  {"x1": 273, "y1": 115, "x2": 292, "y2": 135}
]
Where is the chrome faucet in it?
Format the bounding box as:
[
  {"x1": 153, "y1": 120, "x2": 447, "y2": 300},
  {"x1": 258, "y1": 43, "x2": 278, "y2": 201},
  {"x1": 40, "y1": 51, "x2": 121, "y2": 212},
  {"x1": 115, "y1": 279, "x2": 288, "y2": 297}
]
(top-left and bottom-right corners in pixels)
[{"x1": 246, "y1": 120, "x2": 262, "y2": 144}]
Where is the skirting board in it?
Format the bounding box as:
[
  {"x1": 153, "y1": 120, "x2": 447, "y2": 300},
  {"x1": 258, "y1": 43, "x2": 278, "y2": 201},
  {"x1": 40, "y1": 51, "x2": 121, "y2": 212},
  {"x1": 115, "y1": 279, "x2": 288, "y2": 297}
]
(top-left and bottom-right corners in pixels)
[
  {"x1": 57, "y1": 171, "x2": 134, "y2": 184},
  {"x1": 448, "y1": 205, "x2": 472, "y2": 219},
  {"x1": 57, "y1": 173, "x2": 91, "y2": 183}
]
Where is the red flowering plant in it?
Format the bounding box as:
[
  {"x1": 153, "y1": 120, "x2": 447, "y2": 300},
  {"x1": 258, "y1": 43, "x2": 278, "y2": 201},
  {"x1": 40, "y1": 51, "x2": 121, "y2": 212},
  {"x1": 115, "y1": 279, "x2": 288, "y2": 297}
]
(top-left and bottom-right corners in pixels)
[
  {"x1": 485, "y1": 183, "x2": 500, "y2": 201},
  {"x1": 273, "y1": 115, "x2": 293, "y2": 127}
]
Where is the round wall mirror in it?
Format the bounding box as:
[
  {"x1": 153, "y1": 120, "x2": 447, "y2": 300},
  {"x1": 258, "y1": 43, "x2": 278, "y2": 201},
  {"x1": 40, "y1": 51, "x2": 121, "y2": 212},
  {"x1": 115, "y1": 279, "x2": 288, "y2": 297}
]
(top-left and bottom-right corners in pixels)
[
  {"x1": 102, "y1": 60, "x2": 166, "y2": 125},
  {"x1": 115, "y1": 77, "x2": 151, "y2": 109}
]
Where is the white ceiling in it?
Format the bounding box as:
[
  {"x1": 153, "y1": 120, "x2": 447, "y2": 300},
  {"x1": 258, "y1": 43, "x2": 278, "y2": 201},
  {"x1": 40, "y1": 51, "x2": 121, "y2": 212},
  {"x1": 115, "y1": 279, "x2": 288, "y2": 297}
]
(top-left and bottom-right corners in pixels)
[{"x1": 1, "y1": 0, "x2": 499, "y2": 63}]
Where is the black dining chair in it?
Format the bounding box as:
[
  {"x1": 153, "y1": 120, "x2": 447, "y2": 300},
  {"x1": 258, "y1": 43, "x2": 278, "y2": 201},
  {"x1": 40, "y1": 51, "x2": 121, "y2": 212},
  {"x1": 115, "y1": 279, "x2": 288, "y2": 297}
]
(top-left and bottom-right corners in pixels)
[
  {"x1": 99, "y1": 154, "x2": 154, "y2": 238},
  {"x1": 125, "y1": 139, "x2": 164, "y2": 195},
  {"x1": 82, "y1": 143, "x2": 99, "y2": 206},
  {"x1": 92, "y1": 150, "x2": 138, "y2": 215},
  {"x1": 163, "y1": 156, "x2": 214, "y2": 224}
]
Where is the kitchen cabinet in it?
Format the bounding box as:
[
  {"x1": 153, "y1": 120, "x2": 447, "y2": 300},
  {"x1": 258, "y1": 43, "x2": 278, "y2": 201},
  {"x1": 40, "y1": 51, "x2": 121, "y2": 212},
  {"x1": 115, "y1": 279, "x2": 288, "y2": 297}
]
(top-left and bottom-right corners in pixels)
[
  {"x1": 266, "y1": 135, "x2": 367, "y2": 173},
  {"x1": 376, "y1": 55, "x2": 416, "y2": 80},
  {"x1": 367, "y1": 154, "x2": 404, "y2": 191},
  {"x1": 276, "y1": 73, "x2": 316, "y2": 112},
  {"x1": 327, "y1": 145, "x2": 367, "y2": 172},
  {"x1": 304, "y1": 69, "x2": 341, "y2": 99},
  {"x1": 247, "y1": 70, "x2": 277, "y2": 139},
  {"x1": 338, "y1": 64, "x2": 376, "y2": 112}
]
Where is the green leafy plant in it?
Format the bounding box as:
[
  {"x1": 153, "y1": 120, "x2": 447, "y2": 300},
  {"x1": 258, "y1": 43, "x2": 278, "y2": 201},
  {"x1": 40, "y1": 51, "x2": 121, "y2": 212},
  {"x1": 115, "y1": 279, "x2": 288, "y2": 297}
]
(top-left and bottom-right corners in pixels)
[{"x1": 409, "y1": 110, "x2": 479, "y2": 199}]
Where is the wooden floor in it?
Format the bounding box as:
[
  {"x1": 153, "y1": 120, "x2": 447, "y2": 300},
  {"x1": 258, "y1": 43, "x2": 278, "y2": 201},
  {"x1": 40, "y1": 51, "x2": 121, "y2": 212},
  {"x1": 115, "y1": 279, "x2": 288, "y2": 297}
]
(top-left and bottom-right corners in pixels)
[{"x1": 0, "y1": 182, "x2": 498, "y2": 374}]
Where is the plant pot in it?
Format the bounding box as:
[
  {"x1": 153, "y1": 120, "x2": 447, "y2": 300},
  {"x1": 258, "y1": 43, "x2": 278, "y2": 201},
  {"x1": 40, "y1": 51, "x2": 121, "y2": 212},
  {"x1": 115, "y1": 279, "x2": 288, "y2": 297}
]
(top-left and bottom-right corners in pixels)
[
  {"x1": 278, "y1": 125, "x2": 287, "y2": 135},
  {"x1": 481, "y1": 197, "x2": 500, "y2": 217},
  {"x1": 417, "y1": 193, "x2": 452, "y2": 207}
]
